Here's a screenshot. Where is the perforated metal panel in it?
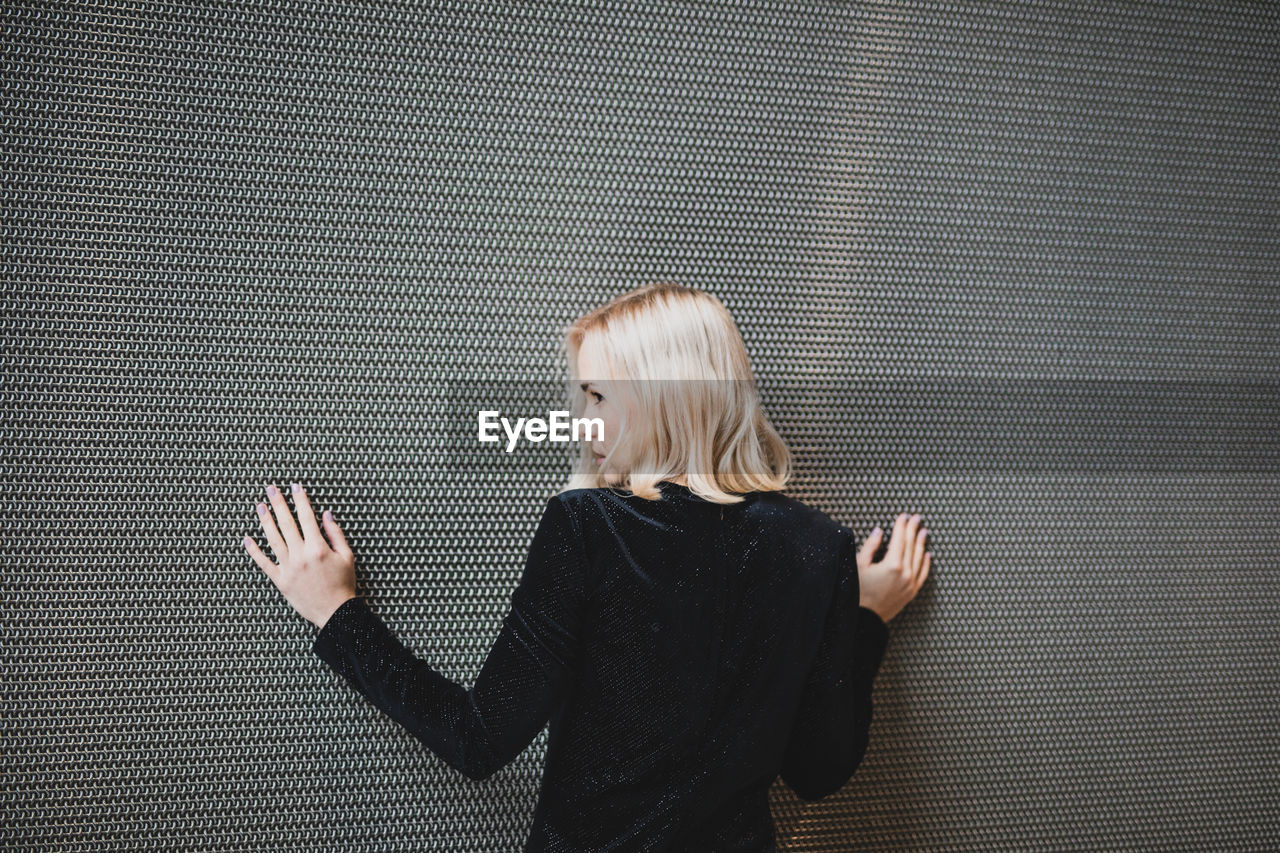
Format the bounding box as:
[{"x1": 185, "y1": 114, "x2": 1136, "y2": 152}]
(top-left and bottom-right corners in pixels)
[{"x1": 4, "y1": 0, "x2": 1279, "y2": 849}]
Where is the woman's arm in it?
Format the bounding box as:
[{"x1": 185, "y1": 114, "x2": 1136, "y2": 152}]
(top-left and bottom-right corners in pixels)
[
  {"x1": 311, "y1": 494, "x2": 590, "y2": 781},
  {"x1": 779, "y1": 530, "x2": 890, "y2": 802}
]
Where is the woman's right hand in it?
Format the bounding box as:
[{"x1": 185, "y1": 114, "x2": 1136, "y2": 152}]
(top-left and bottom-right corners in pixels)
[{"x1": 856, "y1": 513, "x2": 931, "y2": 624}]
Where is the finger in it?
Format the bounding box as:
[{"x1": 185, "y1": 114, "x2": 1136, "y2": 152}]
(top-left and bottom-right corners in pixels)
[
  {"x1": 911, "y1": 514, "x2": 921, "y2": 568},
  {"x1": 913, "y1": 525, "x2": 928, "y2": 582},
  {"x1": 322, "y1": 509, "x2": 351, "y2": 556},
  {"x1": 902, "y1": 513, "x2": 921, "y2": 571},
  {"x1": 266, "y1": 483, "x2": 303, "y2": 550},
  {"x1": 919, "y1": 550, "x2": 932, "y2": 590},
  {"x1": 289, "y1": 482, "x2": 324, "y2": 544},
  {"x1": 857, "y1": 525, "x2": 882, "y2": 565},
  {"x1": 890, "y1": 512, "x2": 910, "y2": 566},
  {"x1": 243, "y1": 535, "x2": 280, "y2": 583},
  {"x1": 255, "y1": 499, "x2": 289, "y2": 561}
]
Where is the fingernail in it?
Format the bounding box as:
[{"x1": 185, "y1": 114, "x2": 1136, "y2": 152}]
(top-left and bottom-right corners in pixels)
[
  {"x1": 291, "y1": 482, "x2": 300, "y2": 493},
  {"x1": 872, "y1": 525, "x2": 881, "y2": 536},
  {"x1": 324, "y1": 509, "x2": 332, "y2": 521},
  {"x1": 266, "y1": 485, "x2": 278, "y2": 498}
]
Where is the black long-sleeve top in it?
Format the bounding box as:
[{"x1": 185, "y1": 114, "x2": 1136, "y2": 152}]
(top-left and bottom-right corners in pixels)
[{"x1": 312, "y1": 480, "x2": 890, "y2": 851}]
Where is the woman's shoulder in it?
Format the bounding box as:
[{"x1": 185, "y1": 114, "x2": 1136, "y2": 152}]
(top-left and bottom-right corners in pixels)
[
  {"x1": 551, "y1": 483, "x2": 848, "y2": 541},
  {"x1": 745, "y1": 488, "x2": 849, "y2": 530}
]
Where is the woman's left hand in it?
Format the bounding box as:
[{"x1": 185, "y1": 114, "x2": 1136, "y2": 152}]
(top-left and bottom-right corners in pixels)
[{"x1": 243, "y1": 482, "x2": 358, "y2": 630}]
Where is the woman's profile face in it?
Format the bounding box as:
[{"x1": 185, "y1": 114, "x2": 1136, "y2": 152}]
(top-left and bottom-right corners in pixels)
[{"x1": 575, "y1": 335, "x2": 631, "y2": 482}]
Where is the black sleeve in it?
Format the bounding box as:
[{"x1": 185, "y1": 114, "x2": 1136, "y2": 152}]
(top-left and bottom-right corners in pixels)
[
  {"x1": 311, "y1": 494, "x2": 589, "y2": 781},
  {"x1": 779, "y1": 530, "x2": 891, "y2": 802}
]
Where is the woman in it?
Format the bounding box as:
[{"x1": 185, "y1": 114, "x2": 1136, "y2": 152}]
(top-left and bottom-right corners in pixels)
[{"x1": 243, "y1": 282, "x2": 931, "y2": 851}]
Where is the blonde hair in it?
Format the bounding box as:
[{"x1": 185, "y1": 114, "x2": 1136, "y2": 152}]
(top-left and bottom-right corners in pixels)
[{"x1": 555, "y1": 281, "x2": 792, "y2": 504}]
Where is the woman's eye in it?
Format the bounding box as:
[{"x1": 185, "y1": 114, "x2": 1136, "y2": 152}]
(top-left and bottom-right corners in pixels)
[{"x1": 591, "y1": 391, "x2": 604, "y2": 403}]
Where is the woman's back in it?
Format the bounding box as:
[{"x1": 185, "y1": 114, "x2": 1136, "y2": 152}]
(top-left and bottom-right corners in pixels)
[{"x1": 525, "y1": 481, "x2": 890, "y2": 851}]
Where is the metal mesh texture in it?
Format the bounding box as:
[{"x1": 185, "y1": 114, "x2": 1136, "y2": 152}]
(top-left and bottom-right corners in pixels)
[{"x1": 4, "y1": 0, "x2": 1279, "y2": 850}]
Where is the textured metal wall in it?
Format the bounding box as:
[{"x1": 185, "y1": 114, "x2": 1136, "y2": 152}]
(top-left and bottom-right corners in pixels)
[{"x1": 5, "y1": 0, "x2": 1279, "y2": 849}]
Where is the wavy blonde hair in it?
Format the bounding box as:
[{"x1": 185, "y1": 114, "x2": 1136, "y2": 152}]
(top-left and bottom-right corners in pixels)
[{"x1": 554, "y1": 281, "x2": 792, "y2": 504}]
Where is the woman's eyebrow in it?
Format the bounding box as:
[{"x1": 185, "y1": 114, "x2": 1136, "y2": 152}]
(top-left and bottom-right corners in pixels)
[{"x1": 579, "y1": 382, "x2": 596, "y2": 392}]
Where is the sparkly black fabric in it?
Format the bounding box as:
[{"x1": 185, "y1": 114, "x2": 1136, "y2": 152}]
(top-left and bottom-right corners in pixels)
[{"x1": 312, "y1": 480, "x2": 890, "y2": 851}]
